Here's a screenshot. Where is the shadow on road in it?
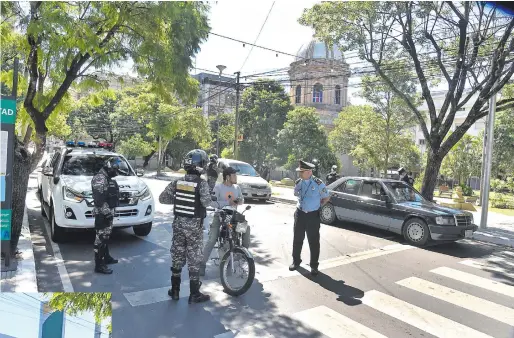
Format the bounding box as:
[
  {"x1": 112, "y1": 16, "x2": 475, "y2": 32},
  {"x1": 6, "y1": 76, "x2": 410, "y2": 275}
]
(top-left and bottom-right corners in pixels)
[{"x1": 296, "y1": 266, "x2": 364, "y2": 305}]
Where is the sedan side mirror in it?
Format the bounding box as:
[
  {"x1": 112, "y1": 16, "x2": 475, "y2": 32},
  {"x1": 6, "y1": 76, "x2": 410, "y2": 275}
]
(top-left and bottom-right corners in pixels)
[
  {"x1": 245, "y1": 205, "x2": 251, "y2": 211},
  {"x1": 42, "y1": 167, "x2": 53, "y2": 177}
]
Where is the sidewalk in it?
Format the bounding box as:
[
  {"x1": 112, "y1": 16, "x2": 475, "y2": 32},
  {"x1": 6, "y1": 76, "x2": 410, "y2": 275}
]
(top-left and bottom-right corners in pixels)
[
  {"x1": 0, "y1": 206, "x2": 38, "y2": 292},
  {"x1": 270, "y1": 186, "x2": 514, "y2": 248}
]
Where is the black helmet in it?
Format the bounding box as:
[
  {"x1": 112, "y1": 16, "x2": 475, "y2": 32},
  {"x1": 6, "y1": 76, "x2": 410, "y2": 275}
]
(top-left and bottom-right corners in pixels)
[
  {"x1": 103, "y1": 157, "x2": 121, "y2": 177},
  {"x1": 183, "y1": 149, "x2": 208, "y2": 173},
  {"x1": 209, "y1": 154, "x2": 218, "y2": 163},
  {"x1": 312, "y1": 159, "x2": 319, "y2": 166}
]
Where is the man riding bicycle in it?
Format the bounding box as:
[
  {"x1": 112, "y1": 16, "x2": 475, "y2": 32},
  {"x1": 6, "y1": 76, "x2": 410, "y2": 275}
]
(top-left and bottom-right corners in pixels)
[{"x1": 199, "y1": 166, "x2": 250, "y2": 276}]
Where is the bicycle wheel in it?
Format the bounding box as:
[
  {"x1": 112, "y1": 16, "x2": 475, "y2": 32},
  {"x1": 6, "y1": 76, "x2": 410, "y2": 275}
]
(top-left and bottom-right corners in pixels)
[{"x1": 219, "y1": 247, "x2": 255, "y2": 296}]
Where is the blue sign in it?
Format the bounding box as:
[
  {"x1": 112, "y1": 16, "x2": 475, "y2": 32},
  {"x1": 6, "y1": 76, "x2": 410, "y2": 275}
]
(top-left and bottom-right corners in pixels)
[{"x1": 0, "y1": 176, "x2": 5, "y2": 202}]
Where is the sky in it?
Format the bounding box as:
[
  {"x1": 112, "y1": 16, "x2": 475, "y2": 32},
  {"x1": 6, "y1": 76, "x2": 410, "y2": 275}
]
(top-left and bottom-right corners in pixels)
[
  {"x1": 115, "y1": 0, "x2": 367, "y2": 105},
  {"x1": 0, "y1": 293, "x2": 110, "y2": 338}
]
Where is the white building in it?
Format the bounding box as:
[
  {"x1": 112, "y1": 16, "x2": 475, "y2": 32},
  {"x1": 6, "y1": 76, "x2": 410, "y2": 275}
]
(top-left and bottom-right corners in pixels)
[{"x1": 192, "y1": 72, "x2": 237, "y2": 118}]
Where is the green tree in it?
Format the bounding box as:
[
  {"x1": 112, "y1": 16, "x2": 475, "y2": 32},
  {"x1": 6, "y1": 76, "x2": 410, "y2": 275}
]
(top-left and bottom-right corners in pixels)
[
  {"x1": 493, "y1": 84, "x2": 514, "y2": 178},
  {"x1": 210, "y1": 112, "x2": 235, "y2": 156},
  {"x1": 301, "y1": 1, "x2": 514, "y2": 200},
  {"x1": 441, "y1": 134, "x2": 483, "y2": 185},
  {"x1": 277, "y1": 107, "x2": 339, "y2": 174},
  {"x1": 45, "y1": 292, "x2": 112, "y2": 333},
  {"x1": 117, "y1": 134, "x2": 153, "y2": 168},
  {"x1": 238, "y1": 80, "x2": 292, "y2": 172},
  {"x1": 2, "y1": 1, "x2": 209, "y2": 252}
]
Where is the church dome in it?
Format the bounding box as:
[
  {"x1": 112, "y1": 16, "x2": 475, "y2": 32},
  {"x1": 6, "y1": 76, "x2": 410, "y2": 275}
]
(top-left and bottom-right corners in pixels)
[{"x1": 295, "y1": 39, "x2": 344, "y2": 62}]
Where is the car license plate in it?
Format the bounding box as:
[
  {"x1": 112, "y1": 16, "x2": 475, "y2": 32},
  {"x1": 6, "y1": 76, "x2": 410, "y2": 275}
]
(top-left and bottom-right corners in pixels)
[{"x1": 465, "y1": 230, "x2": 473, "y2": 238}]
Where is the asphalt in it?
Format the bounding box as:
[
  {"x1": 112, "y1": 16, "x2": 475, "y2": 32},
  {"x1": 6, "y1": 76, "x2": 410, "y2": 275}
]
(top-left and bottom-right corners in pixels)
[{"x1": 25, "y1": 176, "x2": 514, "y2": 338}]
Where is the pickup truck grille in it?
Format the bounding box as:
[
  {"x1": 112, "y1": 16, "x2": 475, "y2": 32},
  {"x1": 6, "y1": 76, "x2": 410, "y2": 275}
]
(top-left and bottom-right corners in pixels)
[
  {"x1": 85, "y1": 209, "x2": 139, "y2": 219},
  {"x1": 455, "y1": 215, "x2": 472, "y2": 227}
]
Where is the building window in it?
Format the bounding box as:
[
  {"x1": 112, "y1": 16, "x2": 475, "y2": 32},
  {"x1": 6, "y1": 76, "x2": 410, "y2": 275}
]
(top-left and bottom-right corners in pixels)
[
  {"x1": 295, "y1": 85, "x2": 301, "y2": 104},
  {"x1": 313, "y1": 83, "x2": 323, "y2": 103},
  {"x1": 419, "y1": 139, "x2": 425, "y2": 145},
  {"x1": 335, "y1": 85, "x2": 341, "y2": 105}
]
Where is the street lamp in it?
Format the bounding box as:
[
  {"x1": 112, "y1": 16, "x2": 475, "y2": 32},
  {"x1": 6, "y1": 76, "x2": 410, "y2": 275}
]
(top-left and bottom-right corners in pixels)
[{"x1": 216, "y1": 64, "x2": 226, "y2": 157}]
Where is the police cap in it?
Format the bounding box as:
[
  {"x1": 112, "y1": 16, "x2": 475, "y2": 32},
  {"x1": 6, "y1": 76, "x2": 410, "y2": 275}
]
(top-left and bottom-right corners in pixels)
[{"x1": 296, "y1": 160, "x2": 315, "y2": 172}]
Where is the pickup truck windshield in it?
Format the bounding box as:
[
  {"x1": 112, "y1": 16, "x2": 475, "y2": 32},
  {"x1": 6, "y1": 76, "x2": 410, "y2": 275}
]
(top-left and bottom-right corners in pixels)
[{"x1": 61, "y1": 155, "x2": 133, "y2": 176}]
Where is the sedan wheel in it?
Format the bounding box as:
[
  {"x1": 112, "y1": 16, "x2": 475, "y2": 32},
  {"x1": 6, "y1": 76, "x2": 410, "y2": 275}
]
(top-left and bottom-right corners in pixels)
[
  {"x1": 320, "y1": 203, "x2": 336, "y2": 225},
  {"x1": 403, "y1": 218, "x2": 429, "y2": 246}
]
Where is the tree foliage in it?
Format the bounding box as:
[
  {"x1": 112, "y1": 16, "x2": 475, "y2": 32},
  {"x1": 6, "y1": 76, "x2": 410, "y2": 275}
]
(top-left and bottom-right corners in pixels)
[
  {"x1": 45, "y1": 292, "x2": 112, "y2": 333},
  {"x1": 493, "y1": 84, "x2": 514, "y2": 177},
  {"x1": 117, "y1": 134, "x2": 153, "y2": 161},
  {"x1": 210, "y1": 112, "x2": 235, "y2": 156},
  {"x1": 440, "y1": 134, "x2": 482, "y2": 184},
  {"x1": 301, "y1": 1, "x2": 514, "y2": 200},
  {"x1": 238, "y1": 80, "x2": 292, "y2": 172},
  {"x1": 277, "y1": 107, "x2": 339, "y2": 174}
]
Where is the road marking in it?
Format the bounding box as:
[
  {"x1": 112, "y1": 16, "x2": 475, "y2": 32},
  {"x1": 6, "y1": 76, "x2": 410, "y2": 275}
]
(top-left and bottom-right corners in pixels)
[
  {"x1": 124, "y1": 243, "x2": 415, "y2": 307},
  {"x1": 213, "y1": 324, "x2": 274, "y2": 338},
  {"x1": 292, "y1": 305, "x2": 387, "y2": 338},
  {"x1": 362, "y1": 290, "x2": 493, "y2": 338},
  {"x1": 487, "y1": 256, "x2": 514, "y2": 268},
  {"x1": 42, "y1": 217, "x2": 74, "y2": 292},
  {"x1": 397, "y1": 277, "x2": 514, "y2": 325},
  {"x1": 459, "y1": 259, "x2": 514, "y2": 279},
  {"x1": 431, "y1": 267, "x2": 514, "y2": 298}
]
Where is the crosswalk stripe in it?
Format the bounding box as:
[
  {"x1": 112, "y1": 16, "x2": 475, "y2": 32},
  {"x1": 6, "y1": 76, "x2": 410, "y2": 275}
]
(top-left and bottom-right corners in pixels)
[
  {"x1": 397, "y1": 277, "x2": 514, "y2": 326},
  {"x1": 292, "y1": 305, "x2": 387, "y2": 338},
  {"x1": 459, "y1": 259, "x2": 514, "y2": 278},
  {"x1": 213, "y1": 324, "x2": 274, "y2": 338},
  {"x1": 431, "y1": 267, "x2": 514, "y2": 298},
  {"x1": 362, "y1": 290, "x2": 493, "y2": 338}
]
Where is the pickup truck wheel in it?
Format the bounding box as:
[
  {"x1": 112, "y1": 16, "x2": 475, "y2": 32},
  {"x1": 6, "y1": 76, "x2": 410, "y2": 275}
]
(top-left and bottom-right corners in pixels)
[
  {"x1": 50, "y1": 206, "x2": 66, "y2": 243},
  {"x1": 320, "y1": 203, "x2": 336, "y2": 225},
  {"x1": 133, "y1": 222, "x2": 152, "y2": 236},
  {"x1": 403, "y1": 218, "x2": 429, "y2": 246}
]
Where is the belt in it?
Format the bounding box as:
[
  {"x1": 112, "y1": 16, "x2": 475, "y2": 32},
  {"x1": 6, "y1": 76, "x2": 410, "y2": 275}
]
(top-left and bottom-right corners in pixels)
[{"x1": 297, "y1": 208, "x2": 319, "y2": 214}]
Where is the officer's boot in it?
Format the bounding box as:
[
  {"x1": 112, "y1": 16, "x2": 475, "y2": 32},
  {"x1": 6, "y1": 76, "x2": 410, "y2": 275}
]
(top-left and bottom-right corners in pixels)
[
  {"x1": 188, "y1": 279, "x2": 210, "y2": 304},
  {"x1": 167, "y1": 276, "x2": 181, "y2": 300},
  {"x1": 104, "y1": 245, "x2": 118, "y2": 265},
  {"x1": 94, "y1": 247, "x2": 113, "y2": 274}
]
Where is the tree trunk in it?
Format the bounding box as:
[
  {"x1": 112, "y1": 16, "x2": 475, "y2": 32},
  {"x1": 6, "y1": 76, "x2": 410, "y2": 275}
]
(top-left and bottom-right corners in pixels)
[
  {"x1": 23, "y1": 125, "x2": 33, "y2": 145},
  {"x1": 9, "y1": 138, "x2": 31, "y2": 254},
  {"x1": 143, "y1": 150, "x2": 155, "y2": 168},
  {"x1": 421, "y1": 150, "x2": 443, "y2": 201}
]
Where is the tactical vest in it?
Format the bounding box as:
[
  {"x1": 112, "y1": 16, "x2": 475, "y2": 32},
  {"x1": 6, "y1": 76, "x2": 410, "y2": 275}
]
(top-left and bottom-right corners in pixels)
[
  {"x1": 206, "y1": 163, "x2": 218, "y2": 179},
  {"x1": 107, "y1": 179, "x2": 120, "y2": 208},
  {"x1": 174, "y1": 177, "x2": 206, "y2": 218}
]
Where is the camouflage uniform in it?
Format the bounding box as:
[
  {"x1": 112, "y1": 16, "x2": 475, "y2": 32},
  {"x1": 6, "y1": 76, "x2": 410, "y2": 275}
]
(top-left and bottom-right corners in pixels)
[
  {"x1": 207, "y1": 176, "x2": 217, "y2": 193},
  {"x1": 159, "y1": 174, "x2": 212, "y2": 282},
  {"x1": 206, "y1": 162, "x2": 218, "y2": 193},
  {"x1": 91, "y1": 168, "x2": 119, "y2": 273}
]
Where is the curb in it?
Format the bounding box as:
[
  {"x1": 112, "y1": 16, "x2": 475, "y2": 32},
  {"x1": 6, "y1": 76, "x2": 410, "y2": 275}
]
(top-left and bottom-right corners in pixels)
[
  {"x1": 472, "y1": 231, "x2": 514, "y2": 248},
  {"x1": 0, "y1": 206, "x2": 38, "y2": 292}
]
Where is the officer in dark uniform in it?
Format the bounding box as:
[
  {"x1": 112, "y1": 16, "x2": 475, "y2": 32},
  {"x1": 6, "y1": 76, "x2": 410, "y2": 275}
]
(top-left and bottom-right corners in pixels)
[
  {"x1": 326, "y1": 165, "x2": 340, "y2": 185},
  {"x1": 206, "y1": 154, "x2": 219, "y2": 193},
  {"x1": 398, "y1": 167, "x2": 411, "y2": 185},
  {"x1": 91, "y1": 157, "x2": 121, "y2": 274},
  {"x1": 159, "y1": 149, "x2": 212, "y2": 303},
  {"x1": 290, "y1": 160, "x2": 330, "y2": 276}
]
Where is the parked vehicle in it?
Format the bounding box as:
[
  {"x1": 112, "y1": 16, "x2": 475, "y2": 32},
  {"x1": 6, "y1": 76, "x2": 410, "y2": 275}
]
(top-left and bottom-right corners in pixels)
[
  {"x1": 217, "y1": 159, "x2": 272, "y2": 201},
  {"x1": 211, "y1": 199, "x2": 255, "y2": 296},
  {"x1": 40, "y1": 147, "x2": 153, "y2": 242},
  {"x1": 320, "y1": 177, "x2": 477, "y2": 246}
]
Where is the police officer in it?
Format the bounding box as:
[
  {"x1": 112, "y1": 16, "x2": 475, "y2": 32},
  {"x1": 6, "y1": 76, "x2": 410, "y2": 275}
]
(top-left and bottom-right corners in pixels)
[
  {"x1": 326, "y1": 165, "x2": 340, "y2": 185},
  {"x1": 91, "y1": 157, "x2": 121, "y2": 275},
  {"x1": 206, "y1": 154, "x2": 219, "y2": 193},
  {"x1": 398, "y1": 167, "x2": 411, "y2": 185},
  {"x1": 290, "y1": 160, "x2": 330, "y2": 276},
  {"x1": 159, "y1": 149, "x2": 211, "y2": 303}
]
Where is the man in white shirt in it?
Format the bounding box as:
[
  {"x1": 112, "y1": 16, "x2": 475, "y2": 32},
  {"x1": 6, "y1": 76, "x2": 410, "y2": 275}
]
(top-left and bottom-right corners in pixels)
[{"x1": 199, "y1": 167, "x2": 250, "y2": 276}]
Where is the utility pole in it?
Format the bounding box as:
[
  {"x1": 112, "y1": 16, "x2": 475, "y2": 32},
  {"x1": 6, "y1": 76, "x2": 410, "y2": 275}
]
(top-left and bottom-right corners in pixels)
[
  {"x1": 479, "y1": 80, "x2": 498, "y2": 229},
  {"x1": 216, "y1": 65, "x2": 226, "y2": 157},
  {"x1": 478, "y1": 119, "x2": 488, "y2": 206},
  {"x1": 233, "y1": 71, "x2": 241, "y2": 159}
]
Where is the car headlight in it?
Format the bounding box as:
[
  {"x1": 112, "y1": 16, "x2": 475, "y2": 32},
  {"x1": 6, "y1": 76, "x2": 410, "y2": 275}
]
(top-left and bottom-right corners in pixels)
[
  {"x1": 435, "y1": 216, "x2": 455, "y2": 225},
  {"x1": 136, "y1": 187, "x2": 151, "y2": 201},
  {"x1": 63, "y1": 187, "x2": 85, "y2": 202}
]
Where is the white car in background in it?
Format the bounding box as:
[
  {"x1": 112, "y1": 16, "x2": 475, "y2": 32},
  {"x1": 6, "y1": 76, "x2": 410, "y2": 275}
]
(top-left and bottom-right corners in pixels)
[
  {"x1": 217, "y1": 159, "x2": 272, "y2": 201},
  {"x1": 40, "y1": 146, "x2": 154, "y2": 242}
]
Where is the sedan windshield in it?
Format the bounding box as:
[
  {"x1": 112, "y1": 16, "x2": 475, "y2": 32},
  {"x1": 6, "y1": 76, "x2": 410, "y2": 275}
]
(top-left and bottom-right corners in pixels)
[
  {"x1": 228, "y1": 163, "x2": 259, "y2": 177},
  {"x1": 384, "y1": 182, "x2": 425, "y2": 203},
  {"x1": 62, "y1": 155, "x2": 133, "y2": 176}
]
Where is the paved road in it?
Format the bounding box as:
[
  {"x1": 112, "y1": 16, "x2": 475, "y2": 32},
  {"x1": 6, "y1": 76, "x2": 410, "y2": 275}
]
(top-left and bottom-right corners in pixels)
[{"x1": 27, "y1": 177, "x2": 514, "y2": 338}]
